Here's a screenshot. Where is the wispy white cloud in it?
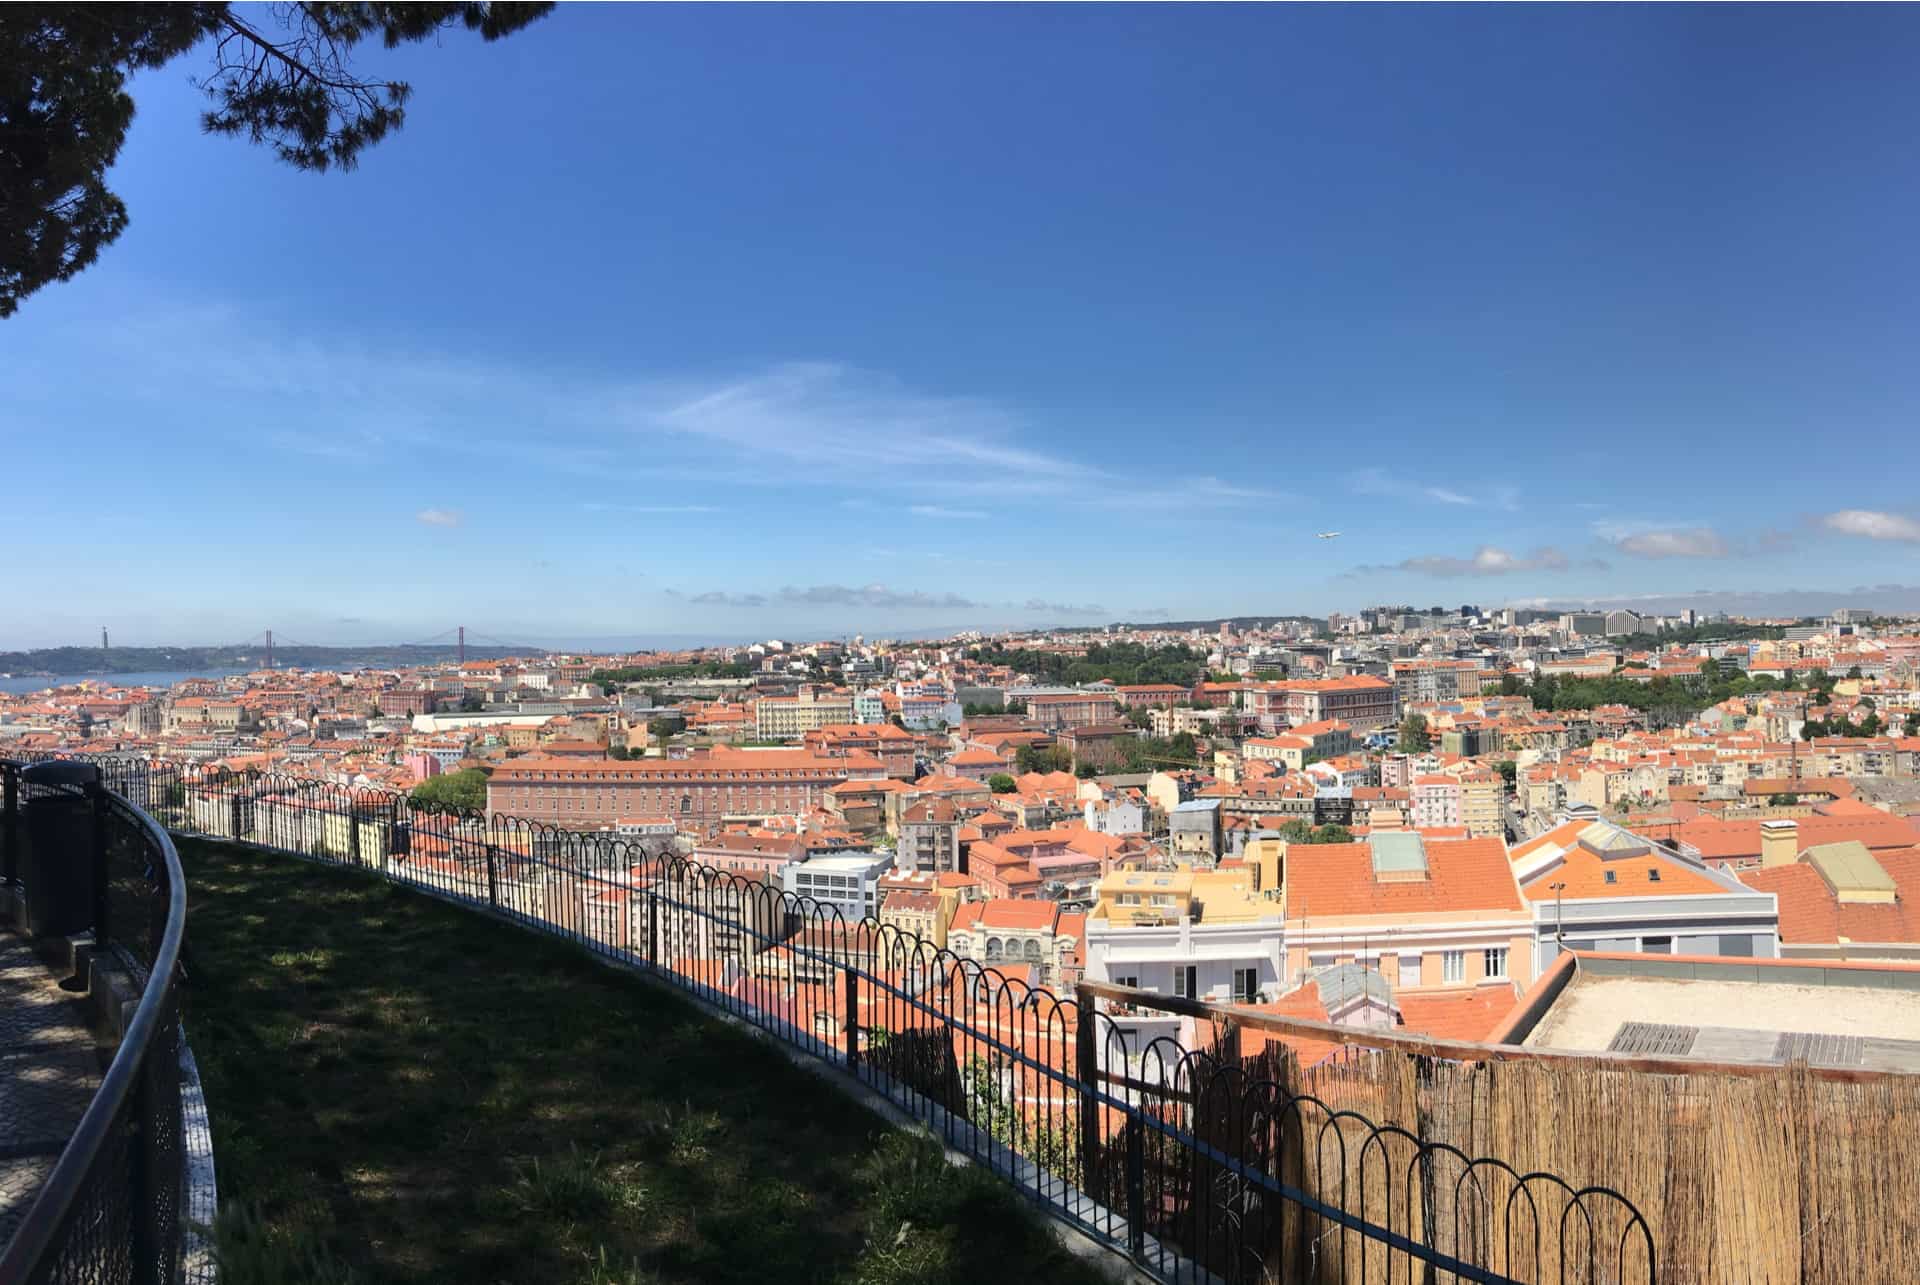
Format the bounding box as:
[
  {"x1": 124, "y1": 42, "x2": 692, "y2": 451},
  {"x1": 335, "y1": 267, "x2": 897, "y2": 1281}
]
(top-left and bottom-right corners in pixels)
[
  {"x1": 1021, "y1": 598, "x2": 1108, "y2": 617},
  {"x1": 1822, "y1": 509, "x2": 1920, "y2": 543},
  {"x1": 1350, "y1": 468, "x2": 1512, "y2": 509},
  {"x1": 416, "y1": 508, "x2": 462, "y2": 527},
  {"x1": 909, "y1": 504, "x2": 989, "y2": 520},
  {"x1": 612, "y1": 362, "x2": 1094, "y2": 491},
  {"x1": 1594, "y1": 519, "x2": 1794, "y2": 559},
  {"x1": 1611, "y1": 527, "x2": 1729, "y2": 559},
  {"x1": 1354, "y1": 546, "x2": 1581, "y2": 578}
]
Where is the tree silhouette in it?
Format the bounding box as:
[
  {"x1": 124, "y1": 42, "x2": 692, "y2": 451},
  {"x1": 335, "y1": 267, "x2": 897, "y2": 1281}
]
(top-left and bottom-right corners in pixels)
[{"x1": 2, "y1": 3, "x2": 554, "y2": 316}]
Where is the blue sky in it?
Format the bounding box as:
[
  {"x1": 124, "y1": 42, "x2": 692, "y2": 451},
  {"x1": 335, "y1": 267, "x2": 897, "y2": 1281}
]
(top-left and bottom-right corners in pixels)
[{"x1": 7, "y1": 4, "x2": 1920, "y2": 648}]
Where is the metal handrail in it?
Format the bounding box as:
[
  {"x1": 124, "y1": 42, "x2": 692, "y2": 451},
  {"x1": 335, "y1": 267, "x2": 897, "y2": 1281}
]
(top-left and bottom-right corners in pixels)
[{"x1": 0, "y1": 768, "x2": 187, "y2": 1279}]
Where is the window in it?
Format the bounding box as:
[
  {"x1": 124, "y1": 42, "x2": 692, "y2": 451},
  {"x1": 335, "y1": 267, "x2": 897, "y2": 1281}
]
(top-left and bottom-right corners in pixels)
[
  {"x1": 1643, "y1": 936, "x2": 1672, "y2": 954},
  {"x1": 1232, "y1": 968, "x2": 1258, "y2": 1003},
  {"x1": 1442, "y1": 951, "x2": 1466, "y2": 983},
  {"x1": 1647, "y1": 868, "x2": 1662, "y2": 882},
  {"x1": 1115, "y1": 975, "x2": 1139, "y2": 990},
  {"x1": 1603, "y1": 869, "x2": 1616, "y2": 884},
  {"x1": 1174, "y1": 965, "x2": 1197, "y2": 998},
  {"x1": 1483, "y1": 947, "x2": 1508, "y2": 979}
]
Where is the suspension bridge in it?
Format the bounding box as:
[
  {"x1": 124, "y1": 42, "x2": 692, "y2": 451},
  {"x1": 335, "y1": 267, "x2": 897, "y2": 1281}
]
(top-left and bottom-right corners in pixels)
[{"x1": 177, "y1": 626, "x2": 552, "y2": 668}]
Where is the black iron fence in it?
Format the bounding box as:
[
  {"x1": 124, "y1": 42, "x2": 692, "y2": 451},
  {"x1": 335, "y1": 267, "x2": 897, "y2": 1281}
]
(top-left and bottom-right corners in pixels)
[
  {"x1": 0, "y1": 758, "x2": 186, "y2": 1285},
  {"x1": 16, "y1": 753, "x2": 1653, "y2": 1284}
]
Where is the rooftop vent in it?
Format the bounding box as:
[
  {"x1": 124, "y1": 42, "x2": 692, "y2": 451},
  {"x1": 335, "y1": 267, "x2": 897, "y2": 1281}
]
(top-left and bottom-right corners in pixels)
[{"x1": 1608, "y1": 1022, "x2": 1698, "y2": 1057}]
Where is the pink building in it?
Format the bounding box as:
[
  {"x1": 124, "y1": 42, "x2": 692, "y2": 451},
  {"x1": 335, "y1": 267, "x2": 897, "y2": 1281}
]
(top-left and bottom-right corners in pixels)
[{"x1": 1410, "y1": 774, "x2": 1463, "y2": 830}]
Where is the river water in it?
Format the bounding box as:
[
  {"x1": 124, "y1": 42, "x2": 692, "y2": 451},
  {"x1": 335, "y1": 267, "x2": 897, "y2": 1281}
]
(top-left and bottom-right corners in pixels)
[{"x1": 0, "y1": 669, "x2": 250, "y2": 696}]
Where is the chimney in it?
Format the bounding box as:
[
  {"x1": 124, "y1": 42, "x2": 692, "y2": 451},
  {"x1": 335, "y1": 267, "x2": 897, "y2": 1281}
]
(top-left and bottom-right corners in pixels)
[{"x1": 1760, "y1": 818, "x2": 1799, "y2": 868}]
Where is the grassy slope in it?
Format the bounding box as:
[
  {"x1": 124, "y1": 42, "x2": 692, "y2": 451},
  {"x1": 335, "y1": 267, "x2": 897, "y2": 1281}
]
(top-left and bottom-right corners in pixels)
[{"x1": 180, "y1": 838, "x2": 1108, "y2": 1285}]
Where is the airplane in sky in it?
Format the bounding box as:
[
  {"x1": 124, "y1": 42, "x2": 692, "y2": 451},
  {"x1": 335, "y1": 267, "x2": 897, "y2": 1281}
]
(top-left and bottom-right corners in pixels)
[{"x1": 1316, "y1": 531, "x2": 1342, "y2": 539}]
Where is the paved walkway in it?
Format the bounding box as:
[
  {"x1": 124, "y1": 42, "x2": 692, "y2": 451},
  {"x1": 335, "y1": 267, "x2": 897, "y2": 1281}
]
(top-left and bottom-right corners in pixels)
[{"x1": 0, "y1": 934, "x2": 101, "y2": 1248}]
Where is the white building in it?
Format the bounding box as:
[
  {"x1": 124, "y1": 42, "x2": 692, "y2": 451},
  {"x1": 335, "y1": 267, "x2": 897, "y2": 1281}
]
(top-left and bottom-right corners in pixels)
[
  {"x1": 1082, "y1": 862, "x2": 1287, "y2": 1007},
  {"x1": 780, "y1": 851, "x2": 896, "y2": 924}
]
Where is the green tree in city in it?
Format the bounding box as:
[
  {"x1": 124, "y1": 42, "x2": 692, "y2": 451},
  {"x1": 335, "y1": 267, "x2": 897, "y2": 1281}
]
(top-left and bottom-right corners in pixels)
[
  {"x1": 987, "y1": 773, "x2": 1016, "y2": 794},
  {"x1": 409, "y1": 767, "x2": 488, "y2": 815},
  {"x1": 1310, "y1": 824, "x2": 1352, "y2": 844},
  {"x1": 459, "y1": 692, "x2": 486, "y2": 713},
  {"x1": 1906, "y1": 712, "x2": 1920, "y2": 738},
  {"x1": 1397, "y1": 713, "x2": 1431, "y2": 753},
  {"x1": 1494, "y1": 760, "x2": 1517, "y2": 787},
  {"x1": 1, "y1": 3, "x2": 554, "y2": 317},
  {"x1": 1015, "y1": 744, "x2": 1072, "y2": 775}
]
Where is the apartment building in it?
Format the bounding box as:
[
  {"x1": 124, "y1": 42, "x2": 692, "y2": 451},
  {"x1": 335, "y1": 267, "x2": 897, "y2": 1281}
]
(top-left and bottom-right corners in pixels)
[
  {"x1": 1025, "y1": 691, "x2": 1121, "y2": 731},
  {"x1": 1389, "y1": 659, "x2": 1488, "y2": 706},
  {"x1": 1083, "y1": 864, "x2": 1286, "y2": 1004},
  {"x1": 781, "y1": 851, "x2": 896, "y2": 923},
  {"x1": 1282, "y1": 833, "x2": 1534, "y2": 991},
  {"x1": 1242, "y1": 676, "x2": 1396, "y2": 733},
  {"x1": 1409, "y1": 775, "x2": 1463, "y2": 830},
  {"x1": 897, "y1": 797, "x2": 965, "y2": 873},
  {"x1": 754, "y1": 686, "x2": 855, "y2": 738},
  {"x1": 1432, "y1": 764, "x2": 1505, "y2": 839}
]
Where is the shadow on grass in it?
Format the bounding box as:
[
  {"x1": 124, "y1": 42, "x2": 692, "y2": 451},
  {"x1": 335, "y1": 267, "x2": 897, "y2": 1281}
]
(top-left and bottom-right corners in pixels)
[{"x1": 181, "y1": 839, "x2": 1112, "y2": 1285}]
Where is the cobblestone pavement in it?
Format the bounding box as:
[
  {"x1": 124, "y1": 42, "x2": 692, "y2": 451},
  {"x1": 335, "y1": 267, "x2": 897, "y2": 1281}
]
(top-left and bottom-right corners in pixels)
[{"x1": 0, "y1": 935, "x2": 102, "y2": 1248}]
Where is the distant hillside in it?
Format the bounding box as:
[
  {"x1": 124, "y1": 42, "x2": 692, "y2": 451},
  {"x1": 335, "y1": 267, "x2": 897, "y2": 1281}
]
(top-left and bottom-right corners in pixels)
[{"x1": 1046, "y1": 615, "x2": 1326, "y2": 634}]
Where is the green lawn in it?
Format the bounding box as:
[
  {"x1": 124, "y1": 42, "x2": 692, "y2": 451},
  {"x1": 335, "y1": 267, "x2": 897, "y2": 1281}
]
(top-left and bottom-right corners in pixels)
[{"x1": 180, "y1": 838, "x2": 1110, "y2": 1285}]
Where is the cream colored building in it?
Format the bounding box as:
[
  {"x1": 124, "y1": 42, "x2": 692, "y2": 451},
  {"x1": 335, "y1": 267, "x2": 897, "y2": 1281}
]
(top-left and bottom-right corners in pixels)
[{"x1": 754, "y1": 686, "x2": 855, "y2": 738}]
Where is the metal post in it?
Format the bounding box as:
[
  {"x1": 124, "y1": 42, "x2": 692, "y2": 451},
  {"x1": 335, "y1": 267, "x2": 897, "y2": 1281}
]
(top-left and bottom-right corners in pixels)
[
  {"x1": 1075, "y1": 983, "x2": 1100, "y2": 1200},
  {"x1": 845, "y1": 965, "x2": 860, "y2": 1075},
  {"x1": 646, "y1": 889, "x2": 659, "y2": 970},
  {"x1": 484, "y1": 840, "x2": 500, "y2": 908},
  {"x1": 128, "y1": 1055, "x2": 156, "y2": 1285},
  {"x1": 1126, "y1": 1115, "x2": 1145, "y2": 1259},
  {"x1": 2, "y1": 765, "x2": 17, "y2": 887},
  {"x1": 88, "y1": 780, "x2": 110, "y2": 952}
]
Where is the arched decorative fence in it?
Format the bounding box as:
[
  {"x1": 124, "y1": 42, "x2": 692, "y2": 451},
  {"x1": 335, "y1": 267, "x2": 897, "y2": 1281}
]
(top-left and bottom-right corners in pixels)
[{"x1": 14, "y1": 752, "x2": 1657, "y2": 1285}]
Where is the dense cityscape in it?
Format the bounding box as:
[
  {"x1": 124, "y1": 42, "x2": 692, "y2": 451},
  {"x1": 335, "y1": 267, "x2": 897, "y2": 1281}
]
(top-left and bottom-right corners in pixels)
[
  {"x1": 10, "y1": 2, "x2": 1920, "y2": 1281},
  {"x1": 10, "y1": 604, "x2": 1920, "y2": 1030}
]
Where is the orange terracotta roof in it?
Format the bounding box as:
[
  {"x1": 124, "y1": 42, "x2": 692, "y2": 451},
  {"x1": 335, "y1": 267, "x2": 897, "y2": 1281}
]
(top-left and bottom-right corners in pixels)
[
  {"x1": 1669, "y1": 812, "x2": 1920, "y2": 861},
  {"x1": 1394, "y1": 985, "x2": 1521, "y2": 1044},
  {"x1": 1740, "y1": 848, "x2": 1920, "y2": 945},
  {"x1": 1284, "y1": 837, "x2": 1525, "y2": 917}
]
